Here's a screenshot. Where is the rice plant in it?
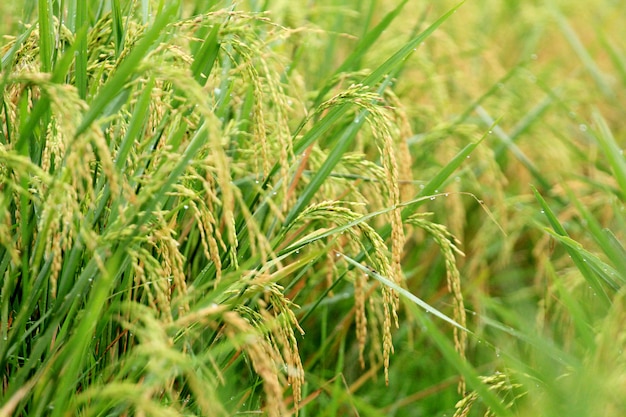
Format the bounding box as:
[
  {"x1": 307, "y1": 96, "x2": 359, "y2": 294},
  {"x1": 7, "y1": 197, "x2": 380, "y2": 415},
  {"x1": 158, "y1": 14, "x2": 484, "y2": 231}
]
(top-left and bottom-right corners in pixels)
[{"x1": 1, "y1": 0, "x2": 625, "y2": 416}]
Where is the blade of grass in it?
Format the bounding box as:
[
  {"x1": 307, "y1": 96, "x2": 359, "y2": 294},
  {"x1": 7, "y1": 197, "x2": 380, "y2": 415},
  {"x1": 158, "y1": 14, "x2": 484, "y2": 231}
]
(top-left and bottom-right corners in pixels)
[
  {"x1": 111, "y1": 0, "x2": 125, "y2": 57},
  {"x1": 532, "y1": 186, "x2": 611, "y2": 306},
  {"x1": 592, "y1": 110, "x2": 626, "y2": 201},
  {"x1": 479, "y1": 301, "x2": 579, "y2": 368},
  {"x1": 566, "y1": 186, "x2": 626, "y2": 281},
  {"x1": 38, "y1": 0, "x2": 54, "y2": 73},
  {"x1": 394, "y1": 129, "x2": 491, "y2": 231},
  {"x1": 542, "y1": 229, "x2": 621, "y2": 291},
  {"x1": 311, "y1": 0, "x2": 409, "y2": 106},
  {"x1": 190, "y1": 23, "x2": 221, "y2": 86},
  {"x1": 361, "y1": 2, "x2": 464, "y2": 88},
  {"x1": 75, "y1": 0, "x2": 88, "y2": 99},
  {"x1": 341, "y1": 252, "x2": 470, "y2": 333},
  {"x1": 48, "y1": 246, "x2": 127, "y2": 417}
]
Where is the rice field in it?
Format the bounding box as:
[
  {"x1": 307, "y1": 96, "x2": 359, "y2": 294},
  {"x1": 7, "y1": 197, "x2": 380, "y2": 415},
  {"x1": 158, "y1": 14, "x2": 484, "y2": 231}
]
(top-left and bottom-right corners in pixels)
[{"x1": 1, "y1": 1, "x2": 625, "y2": 416}]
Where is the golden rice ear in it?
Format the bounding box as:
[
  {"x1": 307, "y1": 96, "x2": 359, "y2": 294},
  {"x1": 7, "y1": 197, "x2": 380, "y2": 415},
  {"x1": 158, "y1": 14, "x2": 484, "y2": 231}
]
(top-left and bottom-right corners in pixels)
[
  {"x1": 406, "y1": 213, "x2": 466, "y2": 392},
  {"x1": 222, "y1": 310, "x2": 289, "y2": 417},
  {"x1": 454, "y1": 371, "x2": 525, "y2": 417},
  {"x1": 289, "y1": 200, "x2": 400, "y2": 384}
]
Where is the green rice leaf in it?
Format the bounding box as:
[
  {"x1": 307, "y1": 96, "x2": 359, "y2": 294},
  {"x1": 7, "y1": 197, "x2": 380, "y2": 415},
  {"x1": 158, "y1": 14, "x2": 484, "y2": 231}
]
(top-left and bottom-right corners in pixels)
[
  {"x1": 532, "y1": 186, "x2": 611, "y2": 306},
  {"x1": 592, "y1": 110, "x2": 626, "y2": 201},
  {"x1": 340, "y1": 253, "x2": 470, "y2": 333},
  {"x1": 312, "y1": 0, "x2": 409, "y2": 106},
  {"x1": 190, "y1": 23, "x2": 221, "y2": 86}
]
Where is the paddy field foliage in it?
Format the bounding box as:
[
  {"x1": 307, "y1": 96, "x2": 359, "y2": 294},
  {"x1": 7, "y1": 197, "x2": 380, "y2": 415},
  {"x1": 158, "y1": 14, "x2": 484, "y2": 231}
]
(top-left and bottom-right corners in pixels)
[{"x1": 1, "y1": 1, "x2": 625, "y2": 416}]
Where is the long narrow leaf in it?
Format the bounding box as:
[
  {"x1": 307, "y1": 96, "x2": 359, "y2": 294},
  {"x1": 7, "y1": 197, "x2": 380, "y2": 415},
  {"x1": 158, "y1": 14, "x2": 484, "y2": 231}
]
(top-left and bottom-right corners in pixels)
[
  {"x1": 592, "y1": 110, "x2": 626, "y2": 201},
  {"x1": 340, "y1": 253, "x2": 470, "y2": 333},
  {"x1": 311, "y1": 0, "x2": 409, "y2": 106},
  {"x1": 75, "y1": 0, "x2": 88, "y2": 99},
  {"x1": 532, "y1": 186, "x2": 611, "y2": 306}
]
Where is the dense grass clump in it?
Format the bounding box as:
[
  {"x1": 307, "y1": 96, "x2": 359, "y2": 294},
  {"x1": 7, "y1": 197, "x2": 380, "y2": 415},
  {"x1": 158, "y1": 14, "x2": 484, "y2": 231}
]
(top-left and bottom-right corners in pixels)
[{"x1": 1, "y1": 1, "x2": 625, "y2": 416}]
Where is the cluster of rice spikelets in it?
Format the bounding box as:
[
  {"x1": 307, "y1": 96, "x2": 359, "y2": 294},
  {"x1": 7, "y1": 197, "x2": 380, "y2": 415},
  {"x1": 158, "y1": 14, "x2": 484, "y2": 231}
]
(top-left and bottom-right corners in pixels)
[
  {"x1": 0, "y1": 10, "x2": 307, "y2": 415},
  {"x1": 453, "y1": 371, "x2": 524, "y2": 417},
  {"x1": 0, "y1": 5, "x2": 469, "y2": 415}
]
